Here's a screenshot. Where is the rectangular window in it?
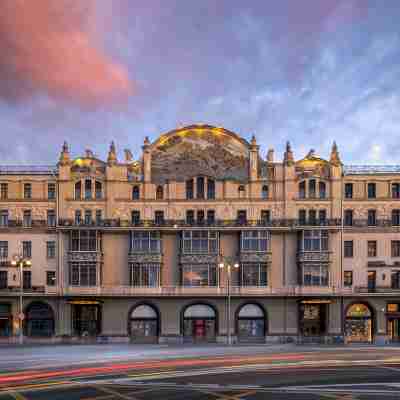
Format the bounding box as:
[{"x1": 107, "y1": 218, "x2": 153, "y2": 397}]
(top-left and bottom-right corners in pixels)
[
  {"x1": 23, "y1": 270, "x2": 31, "y2": 289},
  {"x1": 367, "y1": 240, "x2": 377, "y2": 257},
  {"x1": 70, "y1": 230, "x2": 98, "y2": 252},
  {"x1": 197, "y1": 210, "x2": 205, "y2": 224},
  {"x1": 0, "y1": 271, "x2": 7, "y2": 289},
  {"x1": 69, "y1": 262, "x2": 97, "y2": 286},
  {"x1": 391, "y1": 271, "x2": 400, "y2": 289},
  {"x1": 24, "y1": 183, "x2": 31, "y2": 199},
  {"x1": 309, "y1": 210, "x2": 317, "y2": 225},
  {"x1": 0, "y1": 210, "x2": 8, "y2": 227},
  {"x1": 309, "y1": 180, "x2": 316, "y2": 198},
  {"x1": 392, "y1": 210, "x2": 400, "y2": 226},
  {"x1": 299, "y1": 181, "x2": 306, "y2": 199},
  {"x1": 48, "y1": 183, "x2": 56, "y2": 200},
  {"x1": 302, "y1": 230, "x2": 328, "y2": 252},
  {"x1": 344, "y1": 240, "x2": 353, "y2": 258},
  {"x1": 186, "y1": 179, "x2": 194, "y2": 199},
  {"x1": 47, "y1": 210, "x2": 56, "y2": 227},
  {"x1": 319, "y1": 209, "x2": 327, "y2": 224},
  {"x1": 46, "y1": 271, "x2": 56, "y2": 286},
  {"x1": 182, "y1": 231, "x2": 218, "y2": 254},
  {"x1": 0, "y1": 183, "x2": 8, "y2": 200},
  {"x1": 130, "y1": 263, "x2": 160, "y2": 287},
  {"x1": 75, "y1": 210, "x2": 81, "y2": 225},
  {"x1": 95, "y1": 181, "x2": 102, "y2": 200},
  {"x1": 22, "y1": 241, "x2": 32, "y2": 258},
  {"x1": 207, "y1": 210, "x2": 215, "y2": 225},
  {"x1": 95, "y1": 210, "x2": 102, "y2": 225},
  {"x1": 241, "y1": 263, "x2": 268, "y2": 286},
  {"x1": 392, "y1": 183, "x2": 400, "y2": 199},
  {"x1": 241, "y1": 231, "x2": 269, "y2": 252},
  {"x1": 261, "y1": 210, "x2": 271, "y2": 224},
  {"x1": 182, "y1": 264, "x2": 217, "y2": 287},
  {"x1": 302, "y1": 264, "x2": 329, "y2": 286},
  {"x1": 299, "y1": 209, "x2": 306, "y2": 225},
  {"x1": 367, "y1": 182, "x2": 376, "y2": 199},
  {"x1": 23, "y1": 210, "x2": 32, "y2": 227},
  {"x1": 344, "y1": 271, "x2": 353, "y2": 287},
  {"x1": 0, "y1": 241, "x2": 8, "y2": 258},
  {"x1": 344, "y1": 210, "x2": 353, "y2": 226},
  {"x1": 207, "y1": 179, "x2": 215, "y2": 200},
  {"x1": 367, "y1": 209, "x2": 376, "y2": 226},
  {"x1": 84, "y1": 179, "x2": 92, "y2": 200},
  {"x1": 84, "y1": 210, "x2": 92, "y2": 225},
  {"x1": 345, "y1": 183, "x2": 353, "y2": 199},
  {"x1": 46, "y1": 241, "x2": 56, "y2": 259},
  {"x1": 392, "y1": 241, "x2": 400, "y2": 257},
  {"x1": 154, "y1": 210, "x2": 164, "y2": 225},
  {"x1": 237, "y1": 210, "x2": 247, "y2": 225},
  {"x1": 130, "y1": 231, "x2": 161, "y2": 253},
  {"x1": 131, "y1": 210, "x2": 140, "y2": 225},
  {"x1": 186, "y1": 210, "x2": 195, "y2": 225},
  {"x1": 368, "y1": 270, "x2": 376, "y2": 290},
  {"x1": 196, "y1": 177, "x2": 205, "y2": 199}
]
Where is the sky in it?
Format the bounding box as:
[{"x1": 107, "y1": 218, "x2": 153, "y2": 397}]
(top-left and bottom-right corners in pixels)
[{"x1": 0, "y1": 0, "x2": 399, "y2": 165}]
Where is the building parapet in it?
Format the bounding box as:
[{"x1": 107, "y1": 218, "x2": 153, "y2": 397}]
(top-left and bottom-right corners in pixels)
[
  {"x1": 239, "y1": 252, "x2": 272, "y2": 263},
  {"x1": 67, "y1": 251, "x2": 103, "y2": 263},
  {"x1": 179, "y1": 254, "x2": 219, "y2": 264},
  {"x1": 298, "y1": 251, "x2": 331, "y2": 263},
  {"x1": 128, "y1": 253, "x2": 162, "y2": 263}
]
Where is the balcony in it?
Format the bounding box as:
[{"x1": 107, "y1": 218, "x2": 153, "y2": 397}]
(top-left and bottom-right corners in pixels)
[
  {"x1": 344, "y1": 219, "x2": 400, "y2": 228},
  {"x1": 298, "y1": 251, "x2": 331, "y2": 263},
  {"x1": 57, "y1": 218, "x2": 343, "y2": 230},
  {"x1": 0, "y1": 219, "x2": 56, "y2": 229},
  {"x1": 67, "y1": 251, "x2": 103, "y2": 263},
  {"x1": 354, "y1": 286, "x2": 400, "y2": 294}
]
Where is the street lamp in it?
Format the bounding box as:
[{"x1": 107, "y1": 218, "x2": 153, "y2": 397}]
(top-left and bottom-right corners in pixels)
[
  {"x1": 219, "y1": 258, "x2": 239, "y2": 345},
  {"x1": 11, "y1": 254, "x2": 32, "y2": 345}
]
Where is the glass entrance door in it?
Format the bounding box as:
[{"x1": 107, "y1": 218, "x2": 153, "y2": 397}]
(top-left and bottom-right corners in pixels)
[
  {"x1": 388, "y1": 319, "x2": 400, "y2": 342},
  {"x1": 183, "y1": 319, "x2": 215, "y2": 342}
]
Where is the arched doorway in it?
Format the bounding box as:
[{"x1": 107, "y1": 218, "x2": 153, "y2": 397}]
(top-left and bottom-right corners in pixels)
[
  {"x1": 25, "y1": 302, "x2": 54, "y2": 337},
  {"x1": 182, "y1": 303, "x2": 217, "y2": 343},
  {"x1": 236, "y1": 303, "x2": 266, "y2": 342},
  {"x1": 129, "y1": 303, "x2": 159, "y2": 343},
  {"x1": 345, "y1": 303, "x2": 373, "y2": 343}
]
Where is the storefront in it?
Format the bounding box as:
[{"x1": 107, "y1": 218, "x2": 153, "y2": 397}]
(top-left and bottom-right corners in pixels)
[
  {"x1": 386, "y1": 303, "x2": 400, "y2": 343},
  {"x1": 70, "y1": 300, "x2": 102, "y2": 337},
  {"x1": 182, "y1": 304, "x2": 217, "y2": 343},
  {"x1": 299, "y1": 300, "x2": 328, "y2": 339},
  {"x1": 236, "y1": 303, "x2": 266, "y2": 342},
  {"x1": 24, "y1": 302, "x2": 54, "y2": 337},
  {"x1": 0, "y1": 303, "x2": 12, "y2": 337},
  {"x1": 129, "y1": 303, "x2": 159, "y2": 343},
  {"x1": 345, "y1": 303, "x2": 373, "y2": 343}
]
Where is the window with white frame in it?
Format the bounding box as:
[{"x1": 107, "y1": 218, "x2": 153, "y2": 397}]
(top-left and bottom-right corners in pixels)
[
  {"x1": 182, "y1": 231, "x2": 218, "y2": 254},
  {"x1": 130, "y1": 263, "x2": 160, "y2": 287},
  {"x1": 241, "y1": 263, "x2": 268, "y2": 286},
  {"x1": 130, "y1": 231, "x2": 161, "y2": 253},
  {"x1": 301, "y1": 230, "x2": 328, "y2": 251},
  {"x1": 302, "y1": 264, "x2": 329, "y2": 286},
  {"x1": 182, "y1": 264, "x2": 217, "y2": 286},
  {"x1": 241, "y1": 231, "x2": 269, "y2": 252}
]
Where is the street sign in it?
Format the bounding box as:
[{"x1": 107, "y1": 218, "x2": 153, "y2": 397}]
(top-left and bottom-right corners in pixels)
[{"x1": 18, "y1": 312, "x2": 25, "y2": 321}]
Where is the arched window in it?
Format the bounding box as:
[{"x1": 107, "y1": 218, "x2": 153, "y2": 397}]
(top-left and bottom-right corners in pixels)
[
  {"x1": 129, "y1": 303, "x2": 159, "y2": 344},
  {"x1": 299, "y1": 181, "x2": 306, "y2": 199},
  {"x1": 262, "y1": 185, "x2": 269, "y2": 199},
  {"x1": 309, "y1": 179, "x2": 316, "y2": 198},
  {"x1": 319, "y1": 181, "x2": 326, "y2": 199},
  {"x1": 197, "y1": 177, "x2": 205, "y2": 199},
  {"x1": 186, "y1": 179, "x2": 194, "y2": 199},
  {"x1": 75, "y1": 181, "x2": 81, "y2": 200},
  {"x1": 132, "y1": 185, "x2": 140, "y2": 200},
  {"x1": 156, "y1": 185, "x2": 163, "y2": 200},
  {"x1": 95, "y1": 181, "x2": 102, "y2": 200},
  {"x1": 84, "y1": 179, "x2": 92, "y2": 200},
  {"x1": 25, "y1": 302, "x2": 54, "y2": 337},
  {"x1": 237, "y1": 303, "x2": 266, "y2": 342},
  {"x1": 345, "y1": 303, "x2": 373, "y2": 343},
  {"x1": 207, "y1": 179, "x2": 215, "y2": 199},
  {"x1": 238, "y1": 185, "x2": 246, "y2": 198},
  {"x1": 183, "y1": 303, "x2": 217, "y2": 343}
]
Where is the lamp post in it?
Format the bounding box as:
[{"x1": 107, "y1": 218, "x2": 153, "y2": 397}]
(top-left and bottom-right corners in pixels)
[
  {"x1": 219, "y1": 258, "x2": 239, "y2": 345},
  {"x1": 11, "y1": 254, "x2": 31, "y2": 345}
]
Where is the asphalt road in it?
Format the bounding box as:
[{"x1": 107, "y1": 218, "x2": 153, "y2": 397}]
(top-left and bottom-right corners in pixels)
[{"x1": 2, "y1": 344, "x2": 400, "y2": 399}]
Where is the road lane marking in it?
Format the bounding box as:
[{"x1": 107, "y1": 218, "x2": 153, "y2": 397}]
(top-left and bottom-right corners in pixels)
[
  {"x1": 9, "y1": 391, "x2": 28, "y2": 400},
  {"x1": 96, "y1": 385, "x2": 140, "y2": 400}
]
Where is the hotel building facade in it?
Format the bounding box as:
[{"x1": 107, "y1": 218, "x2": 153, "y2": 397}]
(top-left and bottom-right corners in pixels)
[{"x1": 1, "y1": 124, "x2": 400, "y2": 344}]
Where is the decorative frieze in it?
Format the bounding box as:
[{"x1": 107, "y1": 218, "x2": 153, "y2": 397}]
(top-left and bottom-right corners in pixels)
[
  {"x1": 128, "y1": 253, "x2": 162, "y2": 263},
  {"x1": 180, "y1": 253, "x2": 219, "y2": 264},
  {"x1": 68, "y1": 251, "x2": 103, "y2": 263},
  {"x1": 240, "y1": 252, "x2": 272, "y2": 263},
  {"x1": 298, "y1": 251, "x2": 330, "y2": 263}
]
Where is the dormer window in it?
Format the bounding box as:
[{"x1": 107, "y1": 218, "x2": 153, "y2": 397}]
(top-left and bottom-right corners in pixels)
[{"x1": 156, "y1": 185, "x2": 164, "y2": 200}]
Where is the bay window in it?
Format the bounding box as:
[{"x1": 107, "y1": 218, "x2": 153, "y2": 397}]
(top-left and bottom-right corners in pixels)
[
  {"x1": 241, "y1": 263, "x2": 268, "y2": 286},
  {"x1": 182, "y1": 231, "x2": 218, "y2": 254},
  {"x1": 302, "y1": 264, "x2": 329, "y2": 286},
  {"x1": 241, "y1": 231, "x2": 269, "y2": 252},
  {"x1": 182, "y1": 264, "x2": 217, "y2": 287}
]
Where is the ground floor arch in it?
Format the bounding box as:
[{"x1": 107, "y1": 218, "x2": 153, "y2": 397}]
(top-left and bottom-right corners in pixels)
[
  {"x1": 129, "y1": 302, "x2": 159, "y2": 343},
  {"x1": 182, "y1": 303, "x2": 217, "y2": 343},
  {"x1": 345, "y1": 302, "x2": 374, "y2": 343},
  {"x1": 236, "y1": 302, "x2": 266, "y2": 342},
  {"x1": 24, "y1": 301, "x2": 54, "y2": 337}
]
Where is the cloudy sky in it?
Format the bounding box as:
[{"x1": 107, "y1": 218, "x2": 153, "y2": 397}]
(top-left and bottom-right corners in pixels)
[{"x1": 0, "y1": 0, "x2": 399, "y2": 165}]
